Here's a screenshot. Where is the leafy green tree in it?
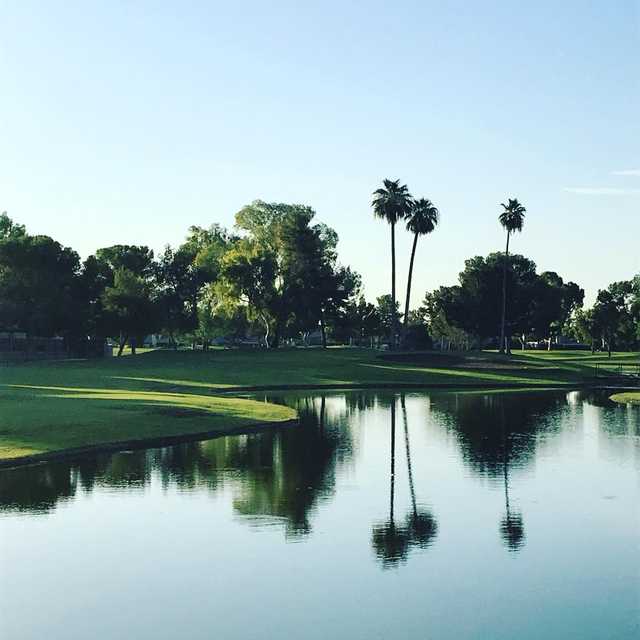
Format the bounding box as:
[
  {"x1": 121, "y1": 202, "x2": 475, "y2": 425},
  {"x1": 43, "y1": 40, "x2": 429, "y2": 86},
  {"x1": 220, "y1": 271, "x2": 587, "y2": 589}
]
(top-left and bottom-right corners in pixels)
[
  {"x1": 570, "y1": 308, "x2": 597, "y2": 353},
  {"x1": 592, "y1": 281, "x2": 635, "y2": 356},
  {"x1": 0, "y1": 234, "x2": 81, "y2": 337},
  {"x1": 0, "y1": 212, "x2": 26, "y2": 239},
  {"x1": 427, "y1": 253, "x2": 538, "y2": 344},
  {"x1": 331, "y1": 296, "x2": 381, "y2": 345},
  {"x1": 376, "y1": 294, "x2": 403, "y2": 339},
  {"x1": 498, "y1": 198, "x2": 526, "y2": 354},
  {"x1": 529, "y1": 272, "x2": 584, "y2": 349},
  {"x1": 223, "y1": 200, "x2": 347, "y2": 347},
  {"x1": 218, "y1": 240, "x2": 280, "y2": 347},
  {"x1": 402, "y1": 198, "x2": 439, "y2": 345},
  {"x1": 372, "y1": 179, "x2": 413, "y2": 349},
  {"x1": 102, "y1": 268, "x2": 156, "y2": 355},
  {"x1": 95, "y1": 245, "x2": 155, "y2": 280}
]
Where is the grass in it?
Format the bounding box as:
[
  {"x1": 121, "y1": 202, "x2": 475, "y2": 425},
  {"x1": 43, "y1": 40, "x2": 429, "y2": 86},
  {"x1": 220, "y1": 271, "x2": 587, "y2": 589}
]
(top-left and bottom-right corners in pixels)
[
  {"x1": 610, "y1": 392, "x2": 640, "y2": 405},
  {"x1": 1, "y1": 347, "x2": 638, "y2": 463}
]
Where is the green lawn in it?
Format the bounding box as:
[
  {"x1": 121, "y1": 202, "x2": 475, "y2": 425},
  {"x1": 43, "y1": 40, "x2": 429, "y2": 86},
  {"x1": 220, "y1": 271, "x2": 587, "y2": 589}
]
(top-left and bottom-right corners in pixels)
[{"x1": 1, "y1": 347, "x2": 637, "y2": 463}]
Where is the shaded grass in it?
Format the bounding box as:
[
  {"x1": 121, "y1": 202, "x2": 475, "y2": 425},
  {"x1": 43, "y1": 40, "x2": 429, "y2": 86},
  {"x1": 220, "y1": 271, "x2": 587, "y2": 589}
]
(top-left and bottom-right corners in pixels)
[{"x1": 1, "y1": 347, "x2": 637, "y2": 462}]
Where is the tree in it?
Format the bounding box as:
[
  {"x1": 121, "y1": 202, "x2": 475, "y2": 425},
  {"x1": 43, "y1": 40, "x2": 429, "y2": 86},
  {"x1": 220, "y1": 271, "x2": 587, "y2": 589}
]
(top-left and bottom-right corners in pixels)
[
  {"x1": 376, "y1": 294, "x2": 402, "y2": 339},
  {"x1": 372, "y1": 179, "x2": 413, "y2": 349},
  {"x1": 331, "y1": 296, "x2": 381, "y2": 345},
  {"x1": 0, "y1": 212, "x2": 26, "y2": 239},
  {"x1": 0, "y1": 234, "x2": 81, "y2": 337},
  {"x1": 592, "y1": 281, "x2": 634, "y2": 356},
  {"x1": 427, "y1": 253, "x2": 538, "y2": 343},
  {"x1": 218, "y1": 240, "x2": 280, "y2": 347},
  {"x1": 225, "y1": 200, "x2": 346, "y2": 347},
  {"x1": 95, "y1": 245, "x2": 155, "y2": 280},
  {"x1": 570, "y1": 308, "x2": 597, "y2": 353},
  {"x1": 529, "y1": 272, "x2": 584, "y2": 350},
  {"x1": 498, "y1": 198, "x2": 526, "y2": 354},
  {"x1": 102, "y1": 268, "x2": 155, "y2": 355},
  {"x1": 402, "y1": 198, "x2": 439, "y2": 346}
]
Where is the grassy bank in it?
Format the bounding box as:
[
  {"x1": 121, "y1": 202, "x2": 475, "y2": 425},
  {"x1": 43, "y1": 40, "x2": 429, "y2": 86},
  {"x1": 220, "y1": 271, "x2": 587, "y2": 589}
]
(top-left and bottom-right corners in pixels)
[
  {"x1": 610, "y1": 391, "x2": 640, "y2": 405},
  {"x1": 1, "y1": 347, "x2": 637, "y2": 463}
]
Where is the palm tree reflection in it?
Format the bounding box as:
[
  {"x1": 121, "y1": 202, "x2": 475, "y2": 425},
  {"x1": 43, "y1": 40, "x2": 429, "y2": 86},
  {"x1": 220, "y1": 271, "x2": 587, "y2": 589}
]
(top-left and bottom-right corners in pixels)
[
  {"x1": 371, "y1": 398, "x2": 411, "y2": 567},
  {"x1": 372, "y1": 395, "x2": 437, "y2": 568},
  {"x1": 499, "y1": 413, "x2": 525, "y2": 552},
  {"x1": 401, "y1": 396, "x2": 437, "y2": 549}
]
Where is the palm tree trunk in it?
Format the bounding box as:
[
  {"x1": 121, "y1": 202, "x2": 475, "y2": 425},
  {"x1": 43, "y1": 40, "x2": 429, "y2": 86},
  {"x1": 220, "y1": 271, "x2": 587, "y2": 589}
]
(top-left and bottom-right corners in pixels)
[
  {"x1": 402, "y1": 232, "x2": 419, "y2": 349},
  {"x1": 391, "y1": 222, "x2": 397, "y2": 350},
  {"x1": 499, "y1": 232, "x2": 510, "y2": 354}
]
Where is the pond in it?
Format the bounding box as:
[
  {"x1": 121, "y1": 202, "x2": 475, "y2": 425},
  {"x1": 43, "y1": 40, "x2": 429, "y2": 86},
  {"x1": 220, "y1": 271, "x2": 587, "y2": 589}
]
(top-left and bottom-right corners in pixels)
[{"x1": 1, "y1": 390, "x2": 639, "y2": 639}]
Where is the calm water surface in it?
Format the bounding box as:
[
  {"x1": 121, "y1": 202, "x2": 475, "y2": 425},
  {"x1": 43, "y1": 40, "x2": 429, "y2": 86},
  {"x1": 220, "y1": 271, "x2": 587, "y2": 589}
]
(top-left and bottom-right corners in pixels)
[{"x1": 1, "y1": 390, "x2": 639, "y2": 639}]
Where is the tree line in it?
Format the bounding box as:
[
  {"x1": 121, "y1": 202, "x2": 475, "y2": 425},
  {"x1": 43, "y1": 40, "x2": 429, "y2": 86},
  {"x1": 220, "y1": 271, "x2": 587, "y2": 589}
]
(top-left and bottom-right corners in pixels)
[
  {"x1": 1, "y1": 182, "x2": 638, "y2": 356},
  {"x1": 370, "y1": 179, "x2": 638, "y2": 355}
]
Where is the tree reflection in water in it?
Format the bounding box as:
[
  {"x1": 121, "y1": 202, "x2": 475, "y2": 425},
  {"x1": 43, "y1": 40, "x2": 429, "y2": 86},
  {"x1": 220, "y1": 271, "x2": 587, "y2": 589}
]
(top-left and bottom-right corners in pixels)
[
  {"x1": 2, "y1": 390, "x2": 613, "y2": 558},
  {"x1": 371, "y1": 395, "x2": 438, "y2": 568},
  {"x1": 499, "y1": 404, "x2": 525, "y2": 552},
  {"x1": 0, "y1": 394, "x2": 353, "y2": 541}
]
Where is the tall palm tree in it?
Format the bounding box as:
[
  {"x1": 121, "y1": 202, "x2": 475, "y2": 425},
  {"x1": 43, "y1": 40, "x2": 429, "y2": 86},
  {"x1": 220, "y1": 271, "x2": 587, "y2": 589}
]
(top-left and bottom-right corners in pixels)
[
  {"x1": 402, "y1": 198, "x2": 439, "y2": 346},
  {"x1": 498, "y1": 198, "x2": 526, "y2": 355},
  {"x1": 372, "y1": 179, "x2": 413, "y2": 349}
]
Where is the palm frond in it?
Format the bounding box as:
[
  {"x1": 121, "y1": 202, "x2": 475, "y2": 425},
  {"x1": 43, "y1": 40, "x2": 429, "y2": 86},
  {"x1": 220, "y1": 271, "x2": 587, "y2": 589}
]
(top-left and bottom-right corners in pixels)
[
  {"x1": 499, "y1": 197, "x2": 526, "y2": 233},
  {"x1": 371, "y1": 178, "x2": 413, "y2": 225}
]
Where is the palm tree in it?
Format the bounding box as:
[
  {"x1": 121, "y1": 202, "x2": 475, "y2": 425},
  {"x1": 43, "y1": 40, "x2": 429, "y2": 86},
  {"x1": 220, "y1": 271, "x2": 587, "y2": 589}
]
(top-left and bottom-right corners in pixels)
[
  {"x1": 402, "y1": 198, "x2": 439, "y2": 346},
  {"x1": 498, "y1": 198, "x2": 526, "y2": 355},
  {"x1": 372, "y1": 179, "x2": 413, "y2": 349}
]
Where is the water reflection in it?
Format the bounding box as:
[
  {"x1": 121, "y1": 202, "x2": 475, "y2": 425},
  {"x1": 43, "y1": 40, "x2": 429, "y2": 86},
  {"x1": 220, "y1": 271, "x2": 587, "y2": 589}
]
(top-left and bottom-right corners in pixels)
[
  {"x1": 371, "y1": 396, "x2": 438, "y2": 568},
  {"x1": 1, "y1": 390, "x2": 637, "y2": 554},
  {"x1": 0, "y1": 395, "x2": 353, "y2": 540}
]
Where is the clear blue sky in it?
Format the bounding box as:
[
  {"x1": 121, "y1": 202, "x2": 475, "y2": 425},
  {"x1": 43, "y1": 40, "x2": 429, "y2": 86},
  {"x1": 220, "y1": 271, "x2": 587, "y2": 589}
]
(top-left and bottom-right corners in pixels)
[{"x1": 1, "y1": 1, "x2": 638, "y2": 306}]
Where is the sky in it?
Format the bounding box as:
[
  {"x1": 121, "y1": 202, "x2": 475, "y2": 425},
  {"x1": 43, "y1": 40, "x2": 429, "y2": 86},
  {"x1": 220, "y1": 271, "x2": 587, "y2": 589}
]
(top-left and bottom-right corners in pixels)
[{"x1": 1, "y1": 0, "x2": 638, "y2": 306}]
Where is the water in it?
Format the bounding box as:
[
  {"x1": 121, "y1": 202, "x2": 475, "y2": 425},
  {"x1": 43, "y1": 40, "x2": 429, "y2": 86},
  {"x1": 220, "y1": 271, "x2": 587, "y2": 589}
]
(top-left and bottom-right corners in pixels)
[{"x1": 1, "y1": 390, "x2": 638, "y2": 639}]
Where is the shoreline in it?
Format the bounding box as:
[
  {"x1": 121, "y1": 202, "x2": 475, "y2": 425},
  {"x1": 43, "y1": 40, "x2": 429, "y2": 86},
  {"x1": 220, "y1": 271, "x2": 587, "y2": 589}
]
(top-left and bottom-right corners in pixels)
[{"x1": 2, "y1": 380, "x2": 637, "y2": 470}]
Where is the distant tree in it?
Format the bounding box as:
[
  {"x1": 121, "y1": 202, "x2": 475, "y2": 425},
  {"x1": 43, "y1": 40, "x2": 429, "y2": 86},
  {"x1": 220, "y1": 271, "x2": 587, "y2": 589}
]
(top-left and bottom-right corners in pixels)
[
  {"x1": 218, "y1": 240, "x2": 280, "y2": 347},
  {"x1": 0, "y1": 212, "x2": 26, "y2": 239},
  {"x1": 529, "y1": 272, "x2": 584, "y2": 350},
  {"x1": 102, "y1": 268, "x2": 155, "y2": 355},
  {"x1": 331, "y1": 296, "x2": 381, "y2": 345},
  {"x1": 428, "y1": 253, "x2": 538, "y2": 343},
  {"x1": 498, "y1": 198, "x2": 526, "y2": 354},
  {"x1": 95, "y1": 245, "x2": 155, "y2": 280},
  {"x1": 376, "y1": 294, "x2": 403, "y2": 339},
  {"x1": 570, "y1": 308, "x2": 597, "y2": 353},
  {"x1": 402, "y1": 198, "x2": 439, "y2": 346},
  {"x1": 592, "y1": 281, "x2": 635, "y2": 356},
  {"x1": 154, "y1": 245, "x2": 208, "y2": 347},
  {"x1": 0, "y1": 234, "x2": 80, "y2": 337},
  {"x1": 372, "y1": 180, "x2": 413, "y2": 349}
]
